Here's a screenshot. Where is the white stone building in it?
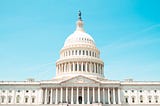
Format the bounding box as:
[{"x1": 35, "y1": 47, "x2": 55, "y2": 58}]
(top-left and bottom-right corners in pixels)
[{"x1": 0, "y1": 12, "x2": 160, "y2": 106}]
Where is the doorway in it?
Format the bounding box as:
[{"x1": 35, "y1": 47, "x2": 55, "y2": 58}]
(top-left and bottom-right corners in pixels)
[{"x1": 78, "y1": 96, "x2": 82, "y2": 104}]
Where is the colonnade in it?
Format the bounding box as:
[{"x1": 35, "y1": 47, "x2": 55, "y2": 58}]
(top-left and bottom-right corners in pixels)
[
  {"x1": 42, "y1": 87, "x2": 121, "y2": 104},
  {"x1": 56, "y1": 62, "x2": 103, "y2": 75}
]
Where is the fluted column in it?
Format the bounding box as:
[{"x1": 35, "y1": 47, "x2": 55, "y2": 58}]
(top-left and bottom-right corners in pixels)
[
  {"x1": 82, "y1": 87, "x2": 84, "y2": 104},
  {"x1": 93, "y1": 87, "x2": 95, "y2": 103},
  {"x1": 103, "y1": 88, "x2": 105, "y2": 104},
  {"x1": 61, "y1": 88, "x2": 63, "y2": 103},
  {"x1": 71, "y1": 87, "x2": 73, "y2": 104},
  {"x1": 118, "y1": 88, "x2": 121, "y2": 104},
  {"x1": 50, "y1": 88, "x2": 53, "y2": 104},
  {"x1": 77, "y1": 87, "x2": 79, "y2": 104},
  {"x1": 55, "y1": 88, "x2": 58, "y2": 104},
  {"x1": 113, "y1": 88, "x2": 116, "y2": 104},
  {"x1": 87, "y1": 87, "x2": 90, "y2": 104},
  {"x1": 98, "y1": 87, "x2": 100, "y2": 103},
  {"x1": 66, "y1": 88, "x2": 68, "y2": 103},
  {"x1": 45, "y1": 88, "x2": 47, "y2": 104},
  {"x1": 108, "y1": 88, "x2": 111, "y2": 104}
]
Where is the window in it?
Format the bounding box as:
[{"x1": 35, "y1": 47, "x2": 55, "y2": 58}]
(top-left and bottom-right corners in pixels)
[
  {"x1": 72, "y1": 50, "x2": 74, "y2": 55},
  {"x1": 148, "y1": 96, "x2": 151, "y2": 103},
  {"x1": 140, "y1": 90, "x2": 142, "y2": 93},
  {"x1": 26, "y1": 90, "x2": 29, "y2": 93},
  {"x1": 86, "y1": 51, "x2": 88, "y2": 55},
  {"x1": 132, "y1": 90, "x2": 134, "y2": 93},
  {"x1": 2, "y1": 90, "x2": 5, "y2": 93},
  {"x1": 9, "y1": 90, "x2": 12, "y2": 93},
  {"x1": 125, "y1": 97, "x2": 128, "y2": 103},
  {"x1": 83, "y1": 50, "x2": 85, "y2": 55},
  {"x1": 1, "y1": 96, "x2": 5, "y2": 103},
  {"x1": 75, "y1": 64, "x2": 77, "y2": 71},
  {"x1": 75, "y1": 50, "x2": 77, "y2": 55},
  {"x1": 155, "y1": 96, "x2": 158, "y2": 103},
  {"x1": 125, "y1": 90, "x2": 127, "y2": 93},
  {"x1": 132, "y1": 97, "x2": 135, "y2": 103},
  {"x1": 79, "y1": 64, "x2": 81, "y2": 71},
  {"x1": 8, "y1": 96, "x2": 12, "y2": 103},
  {"x1": 25, "y1": 97, "x2": 28, "y2": 103},
  {"x1": 16, "y1": 95, "x2": 20, "y2": 103},
  {"x1": 140, "y1": 95, "x2": 143, "y2": 103},
  {"x1": 83, "y1": 64, "x2": 85, "y2": 71},
  {"x1": 154, "y1": 90, "x2": 157, "y2": 93},
  {"x1": 32, "y1": 97, "x2": 35, "y2": 103},
  {"x1": 17, "y1": 90, "x2": 20, "y2": 93},
  {"x1": 32, "y1": 90, "x2": 35, "y2": 93},
  {"x1": 79, "y1": 50, "x2": 81, "y2": 55},
  {"x1": 89, "y1": 51, "x2": 91, "y2": 56}
]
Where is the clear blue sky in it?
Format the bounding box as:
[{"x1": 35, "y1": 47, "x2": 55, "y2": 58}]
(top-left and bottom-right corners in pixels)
[{"x1": 0, "y1": 0, "x2": 160, "y2": 81}]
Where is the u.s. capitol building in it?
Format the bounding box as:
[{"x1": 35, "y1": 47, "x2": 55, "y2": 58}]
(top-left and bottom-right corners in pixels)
[{"x1": 0, "y1": 12, "x2": 160, "y2": 106}]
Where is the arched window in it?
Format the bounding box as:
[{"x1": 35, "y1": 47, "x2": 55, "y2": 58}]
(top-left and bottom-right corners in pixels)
[
  {"x1": 32, "y1": 97, "x2": 35, "y2": 103},
  {"x1": 72, "y1": 50, "x2": 74, "y2": 55},
  {"x1": 71, "y1": 64, "x2": 73, "y2": 71},
  {"x1": 140, "y1": 95, "x2": 143, "y2": 103},
  {"x1": 79, "y1": 50, "x2": 81, "y2": 55},
  {"x1": 83, "y1": 50, "x2": 85, "y2": 55},
  {"x1": 155, "y1": 96, "x2": 158, "y2": 103},
  {"x1": 75, "y1": 50, "x2": 77, "y2": 55},
  {"x1": 148, "y1": 96, "x2": 152, "y2": 103},
  {"x1": 132, "y1": 97, "x2": 135, "y2": 103},
  {"x1": 1, "y1": 96, "x2": 5, "y2": 103},
  {"x1": 79, "y1": 64, "x2": 81, "y2": 71},
  {"x1": 125, "y1": 97, "x2": 128, "y2": 103},
  {"x1": 75, "y1": 63, "x2": 77, "y2": 71},
  {"x1": 86, "y1": 51, "x2": 88, "y2": 56},
  {"x1": 83, "y1": 64, "x2": 85, "y2": 71},
  {"x1": 8, "y1": 96, "x2": 12, "y2": 103},
  {"x1": 16, "y1": 95, "x2": 20, "y2": 103},
  {"x1": 25, "y1": 96, "x2": 29, "y2": 103}
]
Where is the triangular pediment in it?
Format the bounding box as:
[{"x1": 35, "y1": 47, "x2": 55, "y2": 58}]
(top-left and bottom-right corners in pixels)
[{"x1": 60, "y1": 75, "x2": 100, "y2": 84}]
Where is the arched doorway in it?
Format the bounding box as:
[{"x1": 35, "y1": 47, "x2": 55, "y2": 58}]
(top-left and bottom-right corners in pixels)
[{"x1": 78, "y1": 96, "x2": 82, "y2": 104}]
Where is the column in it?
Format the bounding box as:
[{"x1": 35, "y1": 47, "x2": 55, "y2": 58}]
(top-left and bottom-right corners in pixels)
[
  {"x1": 40, "y1": 89, "x2": 43, "y2": 104},
  {"x1": 45, "y1": 88, "x2": 47, "y2": 104},
  {"x1": 62, "y1": 64, "x2": 64, "y2": 72},
  {"x1": 108, "y1": 88, "x2": 111, "y2": 104},
  {"x1": 77, "y1": 62, "x2": 79, "y2": 71},
  {"x1": 93, "y1": 87, "x2": 95, "y2": 103},
  {"x1": 65, "y1": 88, "x2": 68, "y2": 103},
  {"x1": 82, "y1": 87, "x2": 84, "y2": 104},
  {"x1": 87, "y1": 87, "x2": 90, "y2": 104},
  {"x1": 118, "y1": 88, "x2": 121, "y2": 104},
  {"x1": 55, "y1": 88, "x2": 58, "y2": 104},
  {"x1": 50, "y1": 88, "x2": 53, "y2": 104},
  {"x1": 77, "y1": 87, "x2": 79, "y2": 104},
  {"x1": 73, "y1": 62, "x2": 75, "y2": 72},
  {"x1": 61, "y1": 88, "x2": 63, "y2": 103},
  {"x1": 71, "y1": 87, "x2": 73, "y2": 104},
  {"x1": 68, "y1": 63, "x2": 71, "y2": 72},
  {"x1": 103, "y1": 88, "x2": 105, "y2": 104},
  {"x1": 81, "y1": 62, "x2": 83, "y2": 71},
  {"x1": 64, "y1": 63, "x2": 66, "y2": 72},
  {"x1": 89, "y1": 62, "x2": 92, "y2": 72},
  {"x1": 113, "y1": 88, "x2": 116, "y2": 104},
  {"x1": 98, "y1": 87, "x2": 100, "y2": 103},
  {"x1": 86, "y1": 62, "x2": 88, "y2": 72}
]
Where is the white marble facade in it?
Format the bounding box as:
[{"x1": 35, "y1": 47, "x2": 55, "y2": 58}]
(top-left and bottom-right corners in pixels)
[{"x1": 0, "y1": 12, "x2": 160, "y2": 106}]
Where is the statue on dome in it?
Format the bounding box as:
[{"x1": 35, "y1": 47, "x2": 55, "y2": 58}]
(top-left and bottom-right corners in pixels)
[{"x1": 78, "y1": 10, "x2": 82, "y2": 20}]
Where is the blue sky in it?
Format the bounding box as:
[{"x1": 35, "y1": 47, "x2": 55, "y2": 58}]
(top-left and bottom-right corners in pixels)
[{"x1": 0, "y1": 0, "x2": 160, "y2": 81}]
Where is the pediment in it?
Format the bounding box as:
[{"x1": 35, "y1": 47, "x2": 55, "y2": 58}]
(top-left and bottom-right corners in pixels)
[{"x1": 60, "y1": 75, "x2": 100, "y2": 84}]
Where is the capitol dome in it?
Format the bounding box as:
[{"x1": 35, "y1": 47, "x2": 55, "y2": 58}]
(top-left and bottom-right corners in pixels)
[
  {"x1": 64, "y1": 20, "x2": 95, "y2": 47},
  {"x1": 56, "y1": 11, "x2": 104, "y2": 79}
]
